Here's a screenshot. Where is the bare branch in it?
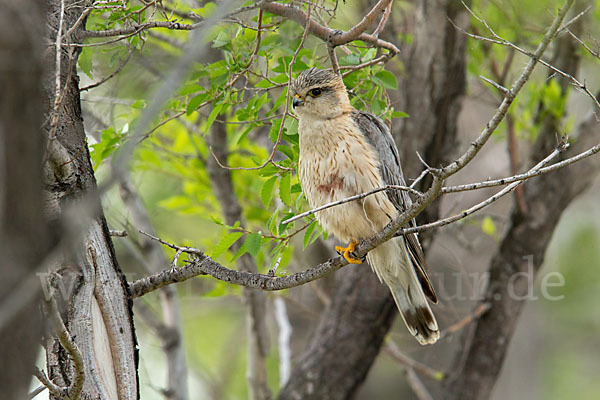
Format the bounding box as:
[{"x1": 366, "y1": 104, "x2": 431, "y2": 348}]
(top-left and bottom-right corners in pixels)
[
  {"x1": 385, "y1": 340, "x2": 444, "y2": 380},
  {"x1": 259, "y1": 1, "x2": 399, "y2": 54},
  {"x1": 80, "y1": 47, "x2": 134, "y2": 91},
  {"x1": 372, "y1": 0, "x2": 393, "y2": 38},
  {"x1": 396, "y1": 139, "x2": 568, "y2": 236},
  {"x1": 41, "y1": 289, "x2": 85, "y2": 399},
  {"x1": 566, "y1": 28, "x2": 600, "y2": 59},
  {"x1": 440, "y1": 303, "x2": 492, "y2": 339},
  {"x1": 34, "y1": 368, "x2": 68, "y2": 399},
  {"x1": 328, "y1": 45, "x2": 340, "y2": 75},
  {"x1": 128, "y1": 231, "x2": 347, "y2": 295},
  {"x1": 456, "y1": 1, "x2": 600, "y2": 111},
  {"x1": 405, "y1": 369, "x2": 434, "y2": 400},
  {"x1": 28, "y1": 385, "x2": 46, "y2": 400},
  {"x1": 84, "y1": 20, "x2": 202, "y2": 38}
]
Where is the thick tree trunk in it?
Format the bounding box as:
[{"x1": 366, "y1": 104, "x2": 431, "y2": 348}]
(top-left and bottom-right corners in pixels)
[
  {"x1": 278, "y1": 1, "x2": 468, "y2": 398},
  {"x1": 42, "y1": 1, "x2": 138, "y2": 398},
  {"x1": 0, "y1": 1, "x2": 49, "y2": 399}
]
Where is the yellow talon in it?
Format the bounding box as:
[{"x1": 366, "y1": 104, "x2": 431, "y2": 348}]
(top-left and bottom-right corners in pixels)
[{"x1": 335, "y1": 240, "x2": 363, "y2": 264}]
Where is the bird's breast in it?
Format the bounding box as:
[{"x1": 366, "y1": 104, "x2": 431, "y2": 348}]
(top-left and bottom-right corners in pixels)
[{"x1": 297, "y1": 117, "x2": 396, "y2": 241}]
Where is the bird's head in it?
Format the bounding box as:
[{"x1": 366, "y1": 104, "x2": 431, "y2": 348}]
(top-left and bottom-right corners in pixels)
[{"x1": 290, "y1": 68, "x2": 351, "y2": 119}]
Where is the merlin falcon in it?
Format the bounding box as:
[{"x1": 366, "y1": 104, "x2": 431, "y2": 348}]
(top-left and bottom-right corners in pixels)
[{"x1": 290, "y1": 68, "x2": 439, "y2": 345}]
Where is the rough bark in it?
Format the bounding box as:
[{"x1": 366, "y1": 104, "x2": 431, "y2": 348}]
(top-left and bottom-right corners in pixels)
[
  {"x1": 445, "y1": 7, "x2": 599, "y2": 399},
  {"x1": 42, "y1": 1, "x2": 138, "y2": 399},
  {"x1": 0, "y1": 1, "x2": 49, "y2": 399},
  {"x1": 278, "y1": 1, "x2": 468, "y2": 398}
]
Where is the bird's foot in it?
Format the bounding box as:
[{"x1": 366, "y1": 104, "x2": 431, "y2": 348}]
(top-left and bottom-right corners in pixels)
[{"x1": 335, "y1": 240, "x2": 364, "y2": 264}]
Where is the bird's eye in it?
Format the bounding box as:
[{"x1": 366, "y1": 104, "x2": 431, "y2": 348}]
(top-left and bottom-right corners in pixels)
[{"x1": 308, "y1": 88, "x2": 322, "y2": 97}]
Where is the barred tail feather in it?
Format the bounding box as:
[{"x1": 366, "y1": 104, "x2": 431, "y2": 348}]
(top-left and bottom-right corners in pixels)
[{"x1": 367, "y1": 238, "x2": 439, "y2": 346}]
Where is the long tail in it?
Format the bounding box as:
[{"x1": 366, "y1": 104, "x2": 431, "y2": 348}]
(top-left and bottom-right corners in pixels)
[{"x1": 366, "y1": 238, "x2": 439, "y2": 345}]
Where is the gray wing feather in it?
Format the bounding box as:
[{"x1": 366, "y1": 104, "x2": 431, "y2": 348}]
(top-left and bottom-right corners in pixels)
[{"x1": 351, "y1": 111, "x2": 437, "y2": 303}]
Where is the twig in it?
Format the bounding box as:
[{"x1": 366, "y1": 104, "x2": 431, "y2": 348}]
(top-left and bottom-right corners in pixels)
[
  {"x1": 328, "y1": 44, "x2": 340, "y2": 75},
  {"x1": 282, "y1": 185, "x2": 423, "y2": 225},
  {"x1": 372, "y1": 0, "x2": 393, "y2": 38},
  {"x1": 34, "y1": 368, "x2": 67, "y2": 399},
  {"x1": 405, "y1": 368, "x2": 434, "y2": 400},
  {"x1": 109, "y1": 229, "x2": 128, "y2": 237},
  {"x1": 440, "y1": 303, "x2": 492, "y2": 339},
  {"x1": 210, "y1": 2, "x2": 312, "y2": 171},
  {"x1": 444, "y1": 0, "x2": 574, "y2": 178},
  {"x1": 442, "y1": 141, "x2": 600, "y2": 193},
  {"x1": 340, "y1": 52, "x2": 395, "y2": 75},
  {"x1": 130, "y1": 136, "x2": 598, "y2": 297},
  {"x1": 81, "y1": 47, "x2": 135, "y2": 91},
  {"x1": 28, "y1": 385, "x2": 46, "y2": 399},
  {"x1": 479, "y1": 75, "x2": 508, "y2": 94},
  {"x1": 385, "y1": 340, "x2": 444, "y2": 380},
  {"x1": 397, "y1": 139, "x2": 568, "y2": 236},
  {"x1": 566, "y1": 28, "x2": 600, "y2": 59},
  {"x1": 455, "y1": 1, "x2": 600, "y2": 111}
]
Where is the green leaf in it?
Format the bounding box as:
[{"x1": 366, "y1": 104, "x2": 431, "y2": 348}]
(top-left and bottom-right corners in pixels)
[
  {"x1": 279, "y1": 173, "x2": 292, "y2": 206},
  {"x1": 261, "y1": 176, "x2": 277, "y2": 207},
  {"x1": 340, "y1": 53, "x2": 361, "y2": 66},
  {"x1": 132, "y1": 99, "x2": 146, "y2": 109},
  {"x1": 195, "y1": 2, "x2": 217, "y2": 17},
  {"x1": 245, "y1": 233, "x2": 262, "y2": 258},
  {"x1": 229, "y1": 241, "x2": 245, "y2": 262},
  {"x1": 212, "y1": 231, "x2": 244, "y2": 259},
  {"x1": 205, "y1": 103, "x2": 223, "y2": 131},
  {"x1": 212, "y1": 30, "x2": 232, "y2": 51},
  {"x1": 374, "y1": 70, "x2": 398, "y2": 90},
  {"x1": 303, "y1": 220, "x2": 318, "y2": 249},
  {"x1": 392, "y1": 111, "x2": 409, "y2": 118},
  {"x1": 186, "y1": 93, "x2": 209, "y2": 115},
  {"x1": 267, "y1": 208, "x2": 280, "y2": 235},
  {"x1": 482, "y1": 216, "x2": 497, "y2": 236},
  {"x1": 78, "y1": 47, "x2": 93, "y2": 79}
]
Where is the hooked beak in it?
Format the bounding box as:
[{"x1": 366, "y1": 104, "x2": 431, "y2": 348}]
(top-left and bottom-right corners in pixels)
[{"x1": 292, "y1": 94, "x2": 304, "y2": 108}]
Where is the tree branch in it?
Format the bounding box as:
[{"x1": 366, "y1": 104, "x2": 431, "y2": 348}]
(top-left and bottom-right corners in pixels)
[{"x1": 259, "y1": 1, "x2": 399, "y2": 54}]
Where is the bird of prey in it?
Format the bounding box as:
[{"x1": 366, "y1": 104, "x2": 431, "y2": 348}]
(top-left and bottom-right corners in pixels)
[{"x1": 290, "y1": 68, "x2": 439, "y2": 345}]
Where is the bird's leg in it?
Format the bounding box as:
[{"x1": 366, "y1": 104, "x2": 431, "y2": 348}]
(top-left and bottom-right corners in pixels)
[{"x1": 335, "y1": 239, "x2": 363, "y2": 264}]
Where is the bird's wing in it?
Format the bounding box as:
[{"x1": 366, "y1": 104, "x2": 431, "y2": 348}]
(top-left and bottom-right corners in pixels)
[{"x1": 351, "y1": 110, "x2": 437, "y2": 303}]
